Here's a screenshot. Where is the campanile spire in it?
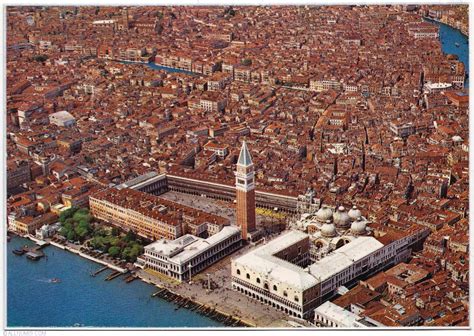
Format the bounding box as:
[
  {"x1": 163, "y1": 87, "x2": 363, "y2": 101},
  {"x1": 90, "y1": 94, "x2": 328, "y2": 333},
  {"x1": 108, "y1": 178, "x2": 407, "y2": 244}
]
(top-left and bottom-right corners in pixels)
[{"x1": 235, "y1": 141, "x2": 256, "y2": 240}]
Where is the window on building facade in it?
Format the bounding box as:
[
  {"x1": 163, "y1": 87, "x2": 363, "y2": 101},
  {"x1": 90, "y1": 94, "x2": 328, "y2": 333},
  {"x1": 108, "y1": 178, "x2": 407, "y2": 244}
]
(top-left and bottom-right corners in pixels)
[
  {"x1": 256, "y1": 278, "x2": 261, "y2": 283},
  {"x1": 246, "y1": 273, "x2": 250, "y2": 279},
  {"x1": 273, "y1": 285, "x2": 278, "y2": 291}
]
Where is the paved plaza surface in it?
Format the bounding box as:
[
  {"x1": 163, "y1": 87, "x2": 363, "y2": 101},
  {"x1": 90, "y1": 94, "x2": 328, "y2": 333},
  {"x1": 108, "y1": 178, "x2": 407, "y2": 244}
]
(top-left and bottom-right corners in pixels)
[
  {"x1": 159, "y1": 191, "x2": 291, "y2": 228},
  {"x1": 159, "y1": 191, "x2": 237, "y2": 220}
]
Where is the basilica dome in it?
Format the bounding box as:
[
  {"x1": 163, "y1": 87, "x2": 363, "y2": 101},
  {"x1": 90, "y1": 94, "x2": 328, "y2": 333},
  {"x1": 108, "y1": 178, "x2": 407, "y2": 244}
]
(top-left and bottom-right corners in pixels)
[
  {"x1": 348, "y1": 205, "x2": 362, "y2": 220},
  {"x1": 321, "y1": 220, "x2": 337, "y2": 237},
  {"x1": 350, "y1": 217, "x2": 367, "y2": 235},
  {"x1": 316, "y1": 205, "x2": 333, "y2": 222},
  {"x1": 333, "y1": 206, "x2": 351, "y2": 228}
]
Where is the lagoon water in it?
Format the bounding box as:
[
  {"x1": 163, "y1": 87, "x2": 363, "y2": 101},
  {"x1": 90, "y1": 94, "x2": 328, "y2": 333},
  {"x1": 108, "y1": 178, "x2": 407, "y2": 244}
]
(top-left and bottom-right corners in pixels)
[{"x1": 7, "y1": 236, "x2": 223, "y2": 328}]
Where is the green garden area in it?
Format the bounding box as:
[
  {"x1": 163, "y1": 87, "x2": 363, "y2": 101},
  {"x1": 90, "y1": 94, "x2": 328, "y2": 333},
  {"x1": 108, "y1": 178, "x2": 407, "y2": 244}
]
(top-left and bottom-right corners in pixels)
[
  {"x1": 89, "y1": 228, "x2": 144, "y2": 262},
  {"x1": 58, "y1": 207, "x2": 144, "y2": 262},
  {"x1": 59, "y1": 207, "x2": 93, "y2": 242}
]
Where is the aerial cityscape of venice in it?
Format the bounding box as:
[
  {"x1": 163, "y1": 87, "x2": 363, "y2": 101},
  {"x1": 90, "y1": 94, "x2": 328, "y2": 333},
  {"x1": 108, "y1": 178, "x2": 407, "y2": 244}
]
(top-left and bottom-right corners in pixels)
[{"x1": 3, "y1": 3, "x2": 470, "y2": 332}]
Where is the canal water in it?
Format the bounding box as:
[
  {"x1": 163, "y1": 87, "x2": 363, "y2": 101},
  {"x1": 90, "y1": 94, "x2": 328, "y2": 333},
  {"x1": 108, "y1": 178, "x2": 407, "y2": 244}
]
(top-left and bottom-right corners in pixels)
[
  {"x1": 7, "y1": 236, "x2": 224, "y2": 328},
  {"x1": 425, "y1": 17, "x2": 469, "y2": 87},
  {"x1": 120, "y1": 60, "x2": 196, "y2": 76}
]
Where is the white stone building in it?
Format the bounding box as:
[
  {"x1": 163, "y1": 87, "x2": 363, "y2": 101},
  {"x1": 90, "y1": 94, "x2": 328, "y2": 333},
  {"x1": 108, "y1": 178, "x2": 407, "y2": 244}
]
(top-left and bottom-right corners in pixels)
[
  {"x1": 314, "y1": 301, "x2": 385, "y2": 327},
  {"x1": 49, "y1": 111, "x2": 76, "y2": 127},
  {"x1": 144, "y1": 226, "x2": 242, "y2": 281},
  {"x1": 231, "y1": 224, "x2": 426, "y2": 320}
]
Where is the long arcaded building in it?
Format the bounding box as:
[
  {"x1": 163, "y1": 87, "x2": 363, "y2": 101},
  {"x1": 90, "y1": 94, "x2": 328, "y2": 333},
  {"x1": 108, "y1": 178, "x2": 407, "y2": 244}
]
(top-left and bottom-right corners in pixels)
[
  {"x1": 90, "y1": 187, "x2": 229, "y2": 240},
  {"x1": 117, "y1": 171, "x2": 299, "y2": 213}
]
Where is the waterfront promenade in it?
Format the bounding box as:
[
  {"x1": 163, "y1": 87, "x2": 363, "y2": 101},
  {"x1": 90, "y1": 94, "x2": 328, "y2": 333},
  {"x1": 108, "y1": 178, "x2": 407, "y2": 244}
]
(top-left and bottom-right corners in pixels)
[
  {"x1": 26, "y1": 234, "x2": 127, "y2": 273},
  {"x1": 136, "y1": 244, "x2": 311, "y2": 328}
]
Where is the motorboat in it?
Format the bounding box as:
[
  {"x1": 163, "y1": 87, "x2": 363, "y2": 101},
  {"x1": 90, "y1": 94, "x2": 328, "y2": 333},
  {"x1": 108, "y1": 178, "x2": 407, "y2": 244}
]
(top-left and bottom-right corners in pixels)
[{"x1": 12, "y1": 248, "x2": 25, "y2": 255}]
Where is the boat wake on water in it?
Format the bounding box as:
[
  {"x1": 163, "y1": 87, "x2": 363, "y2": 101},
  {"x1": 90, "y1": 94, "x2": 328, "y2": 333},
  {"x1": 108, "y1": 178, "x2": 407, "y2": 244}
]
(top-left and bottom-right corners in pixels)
[
  {"x1": 35, "y1": 278, "x2": 61, "y2": 283},
  {"x1": 35, "y1": 278, "x2": 51, "y2": 283}
]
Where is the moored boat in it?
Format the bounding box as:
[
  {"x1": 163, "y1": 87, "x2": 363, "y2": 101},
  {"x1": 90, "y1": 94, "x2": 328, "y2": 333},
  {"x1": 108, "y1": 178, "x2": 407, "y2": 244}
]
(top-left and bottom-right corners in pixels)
[
  {"x1": 12, "y1": 248, "x2": 25, "y2": 255},
  {"x1": 26, "y1": 251, "x2": 44, "y2": 261}
]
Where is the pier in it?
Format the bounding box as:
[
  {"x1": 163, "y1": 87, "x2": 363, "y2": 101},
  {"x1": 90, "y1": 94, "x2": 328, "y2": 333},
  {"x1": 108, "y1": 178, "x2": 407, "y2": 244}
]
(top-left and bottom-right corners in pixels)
[
  {"x1": 12, "y1": 240, "x2": 49, "y2": 261},
  {"x1": 91, "y1": 266, "x2": 109, "y2": 277},
  {"x1": 105, "y1": 270, "x2": 127, "y2": 281},
  {"x1": 124, "y1": 274, "x2": 138, "y2": 283}
]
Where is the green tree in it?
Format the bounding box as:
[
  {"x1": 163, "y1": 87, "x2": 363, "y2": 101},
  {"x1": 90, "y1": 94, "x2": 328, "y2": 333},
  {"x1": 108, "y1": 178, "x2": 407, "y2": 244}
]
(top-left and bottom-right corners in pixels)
[
  {"x1": 93, "y1": 227, "x2": 106, "y2": 236},
  {"x1": 59, "y1": 207, "x2": 78, "y2": 223},
  {"x1": 124, "y1": 230, "x2": 136, "y2": 242},
  {"x1": 121, "y1": 246, "x2": 132, "y2": 260},
  {"x1": 111, "y1": 227, "x2": 120, "y2": 236},
  {"x1": 59, "y1": 226, "x2": 69, "y2": 237},
  {"x1": 128, "y1": 244, "x2": 143, "y2": 262},
  {"x1": 75, "y1": 227, "x2": 87, "y2": 239},
  {"x1": 108, "y1": 246, "x2": 121, "y2": 257},
  {"x1": 110, "y1": 236, "x2": 121, "y2": 246},
  {"x1": 78, "y1": 219, "x2": 90, "y2": 230},
  {"x1": 73, "y1": 209, "x2": 91, "y2": 223},
  {"x1": 91, "y1": 236, "x2": 106, "y2": 251},
  {"x1": 67, "y1": 230, "x2": 76, "y2": 241},
  {"x1": 65, "y1": 218, "x2": 75, "y2": 226}
]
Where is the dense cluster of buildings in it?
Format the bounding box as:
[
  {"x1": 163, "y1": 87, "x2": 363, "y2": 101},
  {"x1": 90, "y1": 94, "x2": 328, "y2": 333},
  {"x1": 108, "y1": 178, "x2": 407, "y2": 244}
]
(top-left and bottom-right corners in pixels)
[
  {"x1": 5, "y1": 5, "x2": 469, "y2": 327},
  {"x1": 7, "y1": 176, "x2": 100, "y2": 235}
]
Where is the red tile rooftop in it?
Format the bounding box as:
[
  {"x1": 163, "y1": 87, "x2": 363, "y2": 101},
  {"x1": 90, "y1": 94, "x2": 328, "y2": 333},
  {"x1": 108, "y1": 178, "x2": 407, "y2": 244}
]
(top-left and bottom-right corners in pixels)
[{"x1": 91, "y1": 187, "x2": 228, "y2": 226}]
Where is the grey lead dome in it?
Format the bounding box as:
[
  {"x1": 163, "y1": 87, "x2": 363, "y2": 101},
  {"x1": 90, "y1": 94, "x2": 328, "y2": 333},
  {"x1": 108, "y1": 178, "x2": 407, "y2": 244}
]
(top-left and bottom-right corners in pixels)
[
  {"x1": 348, "y1": 205, "x2": 362, "y2": 220},
  {"x1": 321, "y1": 221, "x2": 337, "y2": 237},
  {"x1": 350, "y1": 217, "x2": 367, "y2": 235},
  {"x1": 316, "y1": 205, "x2": 333, "y2": 222},
  {"x1": 333, "y1": 206, "x2": 351, "y2": 228}
]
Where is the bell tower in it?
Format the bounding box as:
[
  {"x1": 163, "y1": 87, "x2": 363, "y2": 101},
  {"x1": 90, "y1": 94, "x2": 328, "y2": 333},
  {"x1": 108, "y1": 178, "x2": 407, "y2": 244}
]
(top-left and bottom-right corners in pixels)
[
  {"x1": 119, "y1": 7, "x2": 130, "y2": 31},
  {"x1": 235, "y1": 141, "x2": 256, "y2": 240}
]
